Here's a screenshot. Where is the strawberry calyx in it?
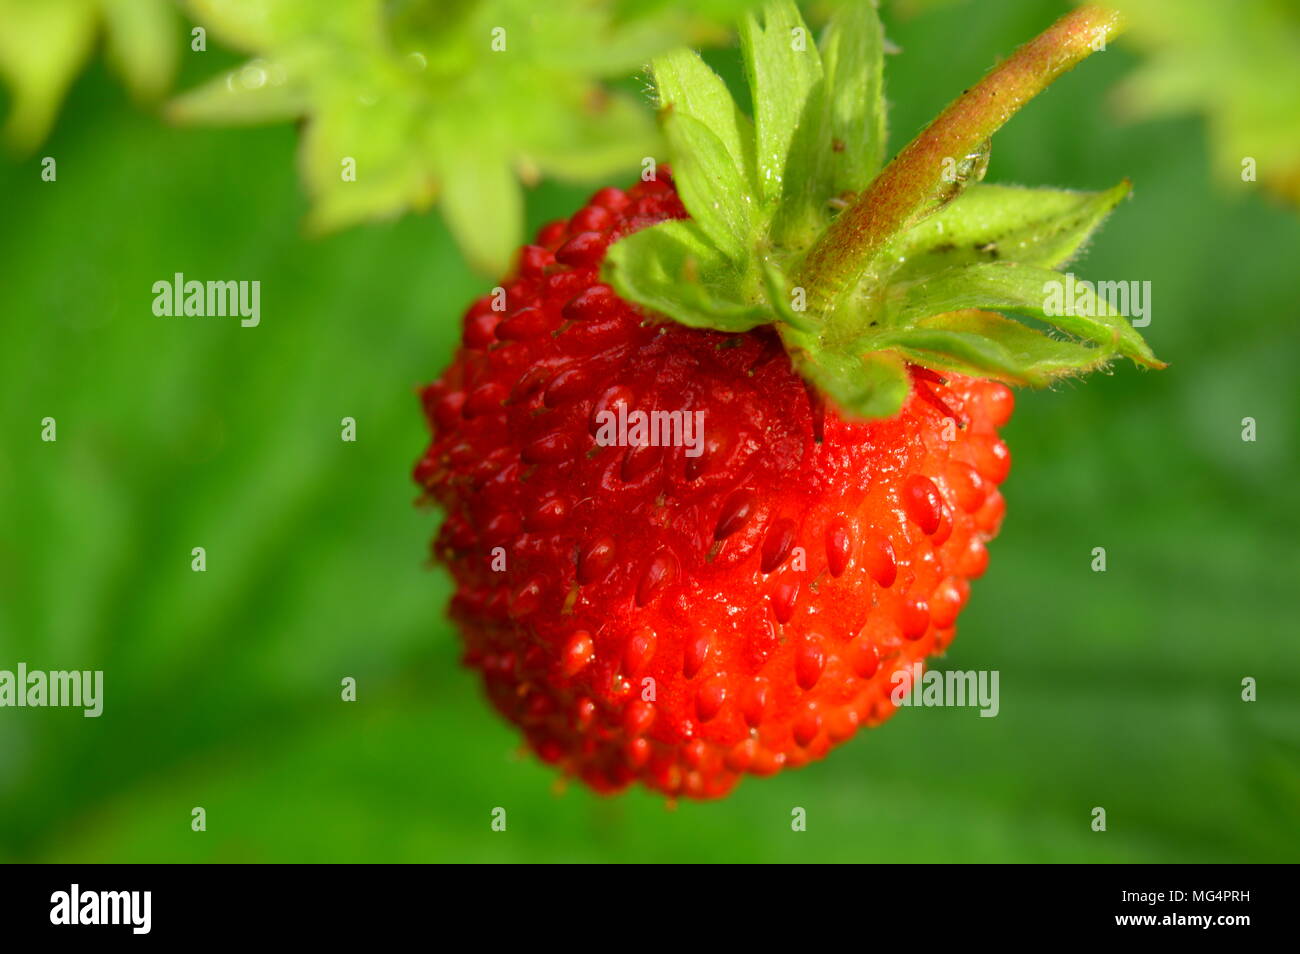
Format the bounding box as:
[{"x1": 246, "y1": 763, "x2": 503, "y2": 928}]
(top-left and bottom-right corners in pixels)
[{"x1": 602, "y1": 1, "x2": 1165, "y2": 419}]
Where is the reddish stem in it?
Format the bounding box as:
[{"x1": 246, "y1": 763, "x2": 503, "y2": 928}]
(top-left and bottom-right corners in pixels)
[{"x1": 798, "y1": 3, "x2": 1126, "y2": 319}]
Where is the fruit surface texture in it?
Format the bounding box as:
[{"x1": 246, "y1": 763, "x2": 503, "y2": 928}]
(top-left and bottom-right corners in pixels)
[{"x1": 415, "y1": 178, "x2": 1014, "y2": 798}]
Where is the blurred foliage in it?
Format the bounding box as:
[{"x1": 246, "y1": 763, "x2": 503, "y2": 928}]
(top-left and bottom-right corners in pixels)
[
  {"x1": 0, "y1": 0, "x2": 1298, "y2": 862},
  {"x1": 1106, "y1": 0, "x2": 1300, "y2": 204},
  {"x1": 0, "y1": 0, "x2": 177, "y2": 149},
  {"x1": 0, "y1": 0, "x2": 761, "y2": 275},
  {"x1": 170, "y1": 0, "x2": 761, "y2": 273}
]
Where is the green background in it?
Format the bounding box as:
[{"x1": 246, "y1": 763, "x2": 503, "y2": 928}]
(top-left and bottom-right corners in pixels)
[{"x1": 1, "y1": 0, "x2": 1297, "y2": 863}]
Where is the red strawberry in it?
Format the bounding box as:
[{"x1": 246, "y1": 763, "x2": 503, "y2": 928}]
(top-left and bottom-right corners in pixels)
[
  {"x1": 417, "y1": 175, "x2": 1016, "y2": 798},
  {"x1": 414, "y1": 3, "x2": 1158, "y2": 798}
]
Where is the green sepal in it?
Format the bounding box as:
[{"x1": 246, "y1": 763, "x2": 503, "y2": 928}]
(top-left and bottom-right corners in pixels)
[
  {"x1": 884, "y1": 262, "x2": 1165, "y2": 370},
  {"x1": 650, "y1": 47, "x2": 755, "y2": 191},
  {"x1": 603, "y1": 219, "x2": 771, "y2": 332},
  {"x1": 887, "y1": 181, "x2": 1132, "y2": 281},
  {"x1": 818, "y1": 0, "x2": 888, "y2": 195},
  {"x1": 168, "y1": 62, "x2": 307, "y2": 125},
  {"x1": 434, "y1": 149, "x2": 523, "y2": 285},
  {"x1": 510, "y1": 88, "x2": 660, "y2": 183},
  {"x1": 759, "y1": 258, "x2": 819, "y2": 333},
  {"x1": 738, "y1": 1, "x2": 823, "y2": 206},
  {"x1": 606, "y1": 0, "x2": 1163, "y2": 419},
  {"x1": 1107, "y1": 0, "x2": 1300, "y2": 206},
  {"x1": 861, "y1": 310, "x2": 1113, "y2": 386},
  {"x1": 771, "y1": 0, "x2": 888, "y2": 242},
  {"x1": 618, "y1": 0, "x2": 889, "y2": 343},
  {"x1": 781, "y1": 328, "x2": 912, "y2": 419},
  {"x1": 660, "y1": 110, "x2": 755, "y2": 262}
]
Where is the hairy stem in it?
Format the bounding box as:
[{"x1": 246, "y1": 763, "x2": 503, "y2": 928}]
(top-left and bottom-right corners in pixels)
[{"x1": 798, "y1": 3, "x2": 1126, "y2": 319}]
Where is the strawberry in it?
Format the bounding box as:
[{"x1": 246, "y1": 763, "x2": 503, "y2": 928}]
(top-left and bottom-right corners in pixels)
[
  {"x1": 418, "y1": 176, "x2": 1014, "y2": 798},
  {"x1": 414, "y1": 2, "x2": 1160, "y2": 798}
]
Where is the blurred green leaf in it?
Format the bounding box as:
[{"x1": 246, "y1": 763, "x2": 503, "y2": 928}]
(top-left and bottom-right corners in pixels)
[
  {"x1": 102, "y1": 0, "x2": 179, "y2": 101},
  {"x1": 171, "y1": 0, "x2": 762, "y2": 273},
  {"x1": 1107, "y1": 0, "x2": 1300, "y2": 206},
  {"x1": 0, "y1": 0, "x2": 176, "y2": 151}
]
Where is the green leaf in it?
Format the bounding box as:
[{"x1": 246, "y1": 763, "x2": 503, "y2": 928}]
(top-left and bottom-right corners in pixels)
[
  {"x1": 886, "y1": 262, "x2": 1164, "y2": 370},
  {"x1": 0, "y1": 0, "x2": 180, "y2": 151},
  {"x1": 603, "y1": 219, "x2": 772, "y2": 332},
  {"x1": 739, "y1": 0, "x2": 823, "y2": 204},
  {"x1": 183, "y1": 0, "x2": 315, "y2": 49},
  {"x1": 295, "y1": 65, "x2": 444, "y2": 231},
  {"x1": 887, "y1": 181, "x2": 1132, "y2": 281}
]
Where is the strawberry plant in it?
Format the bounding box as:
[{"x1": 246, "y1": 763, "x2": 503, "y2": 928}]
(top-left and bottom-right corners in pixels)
[{"x1": 415, "y1": 1, "x2": 1163, "y2": 797}]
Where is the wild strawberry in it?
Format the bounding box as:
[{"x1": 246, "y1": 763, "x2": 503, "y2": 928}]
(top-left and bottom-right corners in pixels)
[{"x1": 414, "y1": 2, "x2": 1160, "y2": 798}]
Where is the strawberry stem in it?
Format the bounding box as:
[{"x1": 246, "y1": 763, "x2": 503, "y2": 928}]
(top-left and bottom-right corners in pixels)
[{"x1": 798, "y1": 3, "x2": 1127, "y2": 319}]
